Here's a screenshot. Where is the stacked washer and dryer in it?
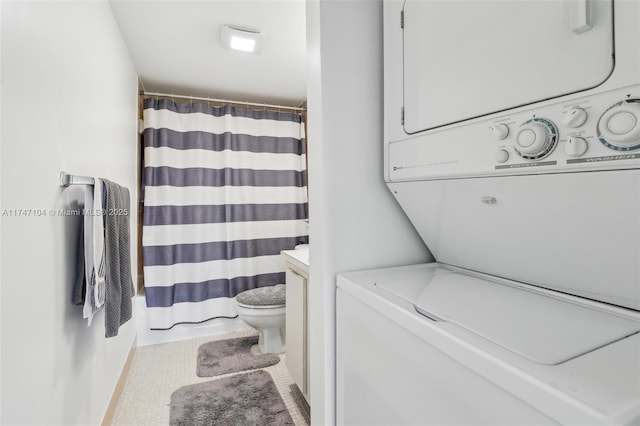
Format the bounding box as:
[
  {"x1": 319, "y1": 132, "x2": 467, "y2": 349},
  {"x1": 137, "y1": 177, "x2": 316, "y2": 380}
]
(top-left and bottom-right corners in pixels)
[{"x1": 337, "y1": 1, "x2": 640, "y2": 424}]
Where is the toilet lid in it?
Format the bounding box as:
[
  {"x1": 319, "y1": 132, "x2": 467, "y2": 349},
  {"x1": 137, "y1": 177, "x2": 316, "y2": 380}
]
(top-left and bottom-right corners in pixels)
[{"x1": 236, "y1": 284, "x2": 286, "y2": 307}]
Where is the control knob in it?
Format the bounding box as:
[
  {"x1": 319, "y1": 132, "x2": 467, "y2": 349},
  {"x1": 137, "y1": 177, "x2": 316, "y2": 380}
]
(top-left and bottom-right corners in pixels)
[
  {"x1": 562, "y1": 107, "x2": 587, "y2": 128},
  {"x1": 597, "y1": 100, "x2": 640, "y2": 151},
  {"x1": 489, "y1": 124, "x2": 509, "y2": 140},
  {"x1": 565, "y1": 136, "x2": 588, "y2": 157},
  {"x1": 513, "y1": 118, "x2": 558, "y2": 160},
  {"x1": 495, "y1": 149, "x2": 509, "y2": 163}
]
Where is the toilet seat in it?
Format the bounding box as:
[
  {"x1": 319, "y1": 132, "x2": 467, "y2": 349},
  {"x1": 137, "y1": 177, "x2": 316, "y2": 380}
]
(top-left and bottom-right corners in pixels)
[{"x1": 237, "y1": 302, "x2": 285, "y2": 309}]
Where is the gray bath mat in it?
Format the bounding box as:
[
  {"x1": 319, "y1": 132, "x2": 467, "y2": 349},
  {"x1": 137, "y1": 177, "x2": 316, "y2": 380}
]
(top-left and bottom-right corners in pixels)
[
  {"x1": 197, "y1": 336, "x2": 280, "y2": 377},
  {"x1": 170, "y1": 370, "x2": 294, "y2": 426}
]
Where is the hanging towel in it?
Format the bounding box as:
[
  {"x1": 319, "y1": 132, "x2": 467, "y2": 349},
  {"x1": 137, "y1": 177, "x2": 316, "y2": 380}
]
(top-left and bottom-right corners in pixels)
[
  {"x1": 71, "y1": 186, "x2": 102, "y2": 326},
  {"x1": 83, "y1": 185, "x2": 98, "y2": 325},
  {"x1": 93, "y1": 178, "x2": 106, "y2": 310},
  {"x1": 72, "y1": 222, "x2": 86, "y2": 306},
  {"x1": 102, "y1": 179, "x2": 134, "y2": 338}
]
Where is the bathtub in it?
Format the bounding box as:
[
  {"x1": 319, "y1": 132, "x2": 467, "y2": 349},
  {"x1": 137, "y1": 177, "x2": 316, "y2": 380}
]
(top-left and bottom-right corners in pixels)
[{"x1": 134, "y1": 296, "x2": 252, "y2": 346}]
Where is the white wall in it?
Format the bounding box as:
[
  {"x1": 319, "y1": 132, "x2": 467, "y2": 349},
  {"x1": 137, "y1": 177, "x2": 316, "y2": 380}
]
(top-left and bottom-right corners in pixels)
[
  {"x1": 306, "y1": 1, "x2": 433, "y2": 424},
  {"x1": 0, "y1": 2, "x2": 138, "y2": 424}
]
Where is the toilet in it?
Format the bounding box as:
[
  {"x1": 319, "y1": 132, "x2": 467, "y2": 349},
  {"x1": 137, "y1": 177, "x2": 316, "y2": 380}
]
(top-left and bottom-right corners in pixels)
[{"x1": 235, "y1": 284, "x2": 286, "y2": 354}]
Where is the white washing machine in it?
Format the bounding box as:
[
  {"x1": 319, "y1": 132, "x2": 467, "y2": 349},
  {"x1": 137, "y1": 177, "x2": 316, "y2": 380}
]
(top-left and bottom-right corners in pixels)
[{"x1": 337, "y1": 1, "x2": 640, "y2": 424}]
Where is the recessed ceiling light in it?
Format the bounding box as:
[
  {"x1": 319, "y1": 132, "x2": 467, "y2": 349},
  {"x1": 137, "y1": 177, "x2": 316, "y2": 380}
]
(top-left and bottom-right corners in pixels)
[{"x1": 221, "y1": 25, "x2": 264, "y2": 54}]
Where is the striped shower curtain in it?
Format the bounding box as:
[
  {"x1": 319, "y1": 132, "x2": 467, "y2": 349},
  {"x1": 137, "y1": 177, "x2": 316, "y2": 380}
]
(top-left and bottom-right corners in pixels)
[{"x1": 142, "y1": 98, "x2": 308, "y2": 329}]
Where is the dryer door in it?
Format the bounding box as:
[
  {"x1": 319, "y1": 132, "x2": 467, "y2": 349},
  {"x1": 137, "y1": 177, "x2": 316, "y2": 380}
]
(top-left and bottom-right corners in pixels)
[{"x1": 402, "y1": 0, "x2": 614, "y2": 134}]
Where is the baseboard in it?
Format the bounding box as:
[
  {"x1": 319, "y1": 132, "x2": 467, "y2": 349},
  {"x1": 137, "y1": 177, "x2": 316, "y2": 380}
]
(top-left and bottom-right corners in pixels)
[{"x1": 101, "y1": 342, "x2": 137, "y2": 425}]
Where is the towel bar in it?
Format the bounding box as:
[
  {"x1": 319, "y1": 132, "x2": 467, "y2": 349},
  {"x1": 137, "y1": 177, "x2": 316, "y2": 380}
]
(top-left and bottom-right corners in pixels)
[{"x1": 60, "y1": 171, "x2": 95, "y2": 187}]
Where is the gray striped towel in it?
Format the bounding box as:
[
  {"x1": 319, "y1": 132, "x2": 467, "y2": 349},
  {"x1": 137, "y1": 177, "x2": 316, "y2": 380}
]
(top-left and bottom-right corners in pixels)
[{"x1": 102, "y1": 179, "x2": 134, "y2": 338}]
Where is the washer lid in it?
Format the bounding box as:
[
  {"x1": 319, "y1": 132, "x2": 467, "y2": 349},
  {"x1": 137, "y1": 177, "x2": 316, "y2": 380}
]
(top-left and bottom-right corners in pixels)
[{"x1": 376, "y1": 270, "x2": 640, "y2": 365}]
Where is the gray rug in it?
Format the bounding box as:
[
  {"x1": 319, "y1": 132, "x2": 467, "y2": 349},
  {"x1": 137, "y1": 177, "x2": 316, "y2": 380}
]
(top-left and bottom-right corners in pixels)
[
  {"x1": 170, "y1": 370, "x2": 294, "y2": 426},
  {"x1": 197, "y1": 336, "x2": 280, "y2": 377}
]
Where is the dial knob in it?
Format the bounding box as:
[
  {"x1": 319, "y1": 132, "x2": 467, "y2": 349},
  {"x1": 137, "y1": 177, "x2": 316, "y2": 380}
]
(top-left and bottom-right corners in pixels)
[
  {"x1": 597, "y1": 100, "x2": 640, "y2": 151},
  {"x1": 514, "y1": 118, "x2": 558, "y2": 160},
  {"x1": 489, "y1": 124, "x2": 509, "y2": 140},
  {"x1": 562, "y1": 107, "x2": 588, "y2": 128},
  {"x1": 495, "y1": 149, "x2": 509, "y2": 163},
  {"x1": 565, "y1": 136, "x2": 588, "y2": 157}
]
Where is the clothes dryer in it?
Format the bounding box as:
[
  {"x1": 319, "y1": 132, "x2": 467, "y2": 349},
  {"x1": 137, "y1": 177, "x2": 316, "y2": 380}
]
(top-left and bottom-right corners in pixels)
[{"x1": 337, "y1": 1, "x2": 640, "y2": 424}]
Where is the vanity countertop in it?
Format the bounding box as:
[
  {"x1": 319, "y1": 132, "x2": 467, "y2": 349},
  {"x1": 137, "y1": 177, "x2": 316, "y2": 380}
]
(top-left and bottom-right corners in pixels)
[{"x1": 281, "y1": 247, "x2": 309, "y2": 274}]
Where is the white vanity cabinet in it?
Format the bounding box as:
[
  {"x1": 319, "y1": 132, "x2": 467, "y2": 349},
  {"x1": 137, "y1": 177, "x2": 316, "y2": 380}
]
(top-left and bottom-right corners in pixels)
[{"x1": 281, "y1": 248, "x2": 310, "y2": 402}]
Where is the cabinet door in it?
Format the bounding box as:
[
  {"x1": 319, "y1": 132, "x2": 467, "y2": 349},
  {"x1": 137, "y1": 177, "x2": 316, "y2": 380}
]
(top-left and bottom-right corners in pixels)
[
  {"x1": 403, "y1": 0, "x2": 614, "y2": 133},
  {"x1": 285, "y1": 268, "x2": 307, "y2": 393}
]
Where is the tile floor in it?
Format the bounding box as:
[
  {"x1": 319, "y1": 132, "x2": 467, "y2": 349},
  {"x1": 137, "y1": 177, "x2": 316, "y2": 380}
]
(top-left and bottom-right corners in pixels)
[{"x1": 110, "y1": 328, "x2": 309, "y2": 425}]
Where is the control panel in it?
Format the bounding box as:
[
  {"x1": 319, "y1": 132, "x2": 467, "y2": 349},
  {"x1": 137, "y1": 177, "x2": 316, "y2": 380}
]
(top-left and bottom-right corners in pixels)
[{"x1": 388, "y1": 85, "x2": 640, "y2": 181}]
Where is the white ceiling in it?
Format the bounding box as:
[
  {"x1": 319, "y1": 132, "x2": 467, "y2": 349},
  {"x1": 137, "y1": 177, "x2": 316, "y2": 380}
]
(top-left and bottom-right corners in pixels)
[{"x1": 109, "y1": 0, "x2": 307, "y2": 107}]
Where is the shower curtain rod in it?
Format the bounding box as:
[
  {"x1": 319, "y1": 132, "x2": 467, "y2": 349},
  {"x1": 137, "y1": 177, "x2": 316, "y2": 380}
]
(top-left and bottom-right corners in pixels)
[{"x1": 139, "y1": 91, "x2": 306, "y2": 112}]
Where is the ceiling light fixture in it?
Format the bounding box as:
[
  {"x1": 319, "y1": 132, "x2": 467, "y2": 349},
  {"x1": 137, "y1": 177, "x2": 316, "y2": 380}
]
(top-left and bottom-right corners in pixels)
[{"x1": 221, "y1": 25, "x2": 264, "y2": 54}]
